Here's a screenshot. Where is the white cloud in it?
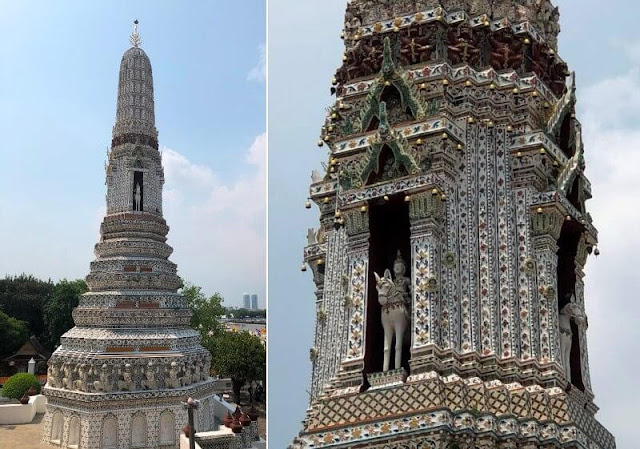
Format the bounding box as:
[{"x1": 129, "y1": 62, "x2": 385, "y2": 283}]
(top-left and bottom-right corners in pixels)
[
  {"x1": 247, "y1": 43, "x2": 266, "y2": 82},
  {"x1": 162, "y1": 148, "x2": 215, "y2": 188},
  {"x1": 611, "y1": 38, "x2": 640, "y2": 68},
  {"x1": 578, "y1": 57, "x2": 640, "y2": 440},
  {"x1": 161, "y1": 134, "x2": 266, "y2": 307}
]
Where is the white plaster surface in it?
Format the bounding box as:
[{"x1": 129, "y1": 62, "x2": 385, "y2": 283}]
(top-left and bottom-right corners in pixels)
[{"x1": 0, "y1": 394, "x2": 46, "y2": 425}]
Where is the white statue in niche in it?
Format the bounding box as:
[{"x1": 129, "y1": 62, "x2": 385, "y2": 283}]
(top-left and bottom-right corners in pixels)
[
  {"x1": 182, "y1": 361, "x2": 192, "y2": 386},
  {"x1": 166, "y1": 362, "x2": 182, "y2": 389},
  {"x1": 193, "y1": 364, "x2": 201, "y2": 384},
  {"x1": 74, "y1": 363, "x2": 89, "y2": 392},
  {"x1": 62, "y1": 363, "x2": 74, "y2": 390},
  {"x1": 392, "y1": 251, "x2": 411, "y2": 305},
  {"x1": 202, "y1": 358, "x2": 211, "y2": 381},
  {"x1": 142, "y1": 361, "x2": 157, "y2": 390},
  {"x1": 134, "y1": 183, "x2": 142, "y2": 211},
  {"x1": 374, "y1": 266, "x2": 411, "y2": 372},
  {"x1": 47, "y1": 364, "x2": 60, "y2": 388},
  {"x1": 94, "y1": 364, "x2": 112, "y2": 392},
  {"x1": 559, "y1": 294, "x2": 586, "y2": 384},
  {"x1": 118, "y1": 363, "x2": 134, "y2": 391}
]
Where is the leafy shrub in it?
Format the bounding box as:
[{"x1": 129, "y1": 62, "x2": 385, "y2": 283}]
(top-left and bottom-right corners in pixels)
[{"x1": 1, "y1": 373, "x2": 41, "y2": 399}]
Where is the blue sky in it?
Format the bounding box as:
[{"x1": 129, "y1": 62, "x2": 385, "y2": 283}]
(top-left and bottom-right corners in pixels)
[
  {"x1": 0, "y1": 1, "x2": 266, "y2": 307},
  {"x1": 268, "y1": 0, "x2": 640, "y2": 447}
]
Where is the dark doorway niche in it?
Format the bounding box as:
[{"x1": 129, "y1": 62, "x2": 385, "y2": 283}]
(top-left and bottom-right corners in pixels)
[
  {"x1": 558, "y1": 114, "x2": 575, "y2": 158},
  {"x1": 133, "y1": 170, "x2": 144, "y2": 212},
  {"x1": 556, "y1": 219, "x2": 585, "y2": 391},
  {"x1": 567, "y1": 178, "x2": 583, "y2": 213},
  {"x1": 363, "y1": 194, "x2": 411, "y2": 385}
]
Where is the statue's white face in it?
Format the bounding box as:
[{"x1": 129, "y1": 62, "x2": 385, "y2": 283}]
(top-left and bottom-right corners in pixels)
[{"x1": 393, "y1": 262, "x2": 405, "y2": 277}]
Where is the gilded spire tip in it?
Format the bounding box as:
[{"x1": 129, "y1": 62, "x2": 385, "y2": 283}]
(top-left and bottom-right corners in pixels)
[{"x1": 130, "y1": 19, "x2": 141, "y2": 48}]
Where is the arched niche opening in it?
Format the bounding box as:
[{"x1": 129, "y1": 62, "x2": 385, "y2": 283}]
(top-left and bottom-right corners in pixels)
[
  {"x1": 132, "y1": 170, "x2": 144, "y2": 212},
  {"x1": 131, "y1": 413, "x2": 147, "y2": 448},
  {"x1": 557, "y1": 220, "x2": 585, "y2": 391},
  {"x1": 50, "y1": 412, "x2": 63, "y2": 444},
  {"x1": 363, "y1": 194, "x2": 411, "y2": 384},
  {"x1": 159, "y1": 410, "x2": 175, "y2": 446},
  {"x1": 102, "y1": 416, "x2": 118, "y2": 449},
  {"x1": 366, "y1": 145, "x2": 409, "y2": 186},
  {"x1": 68, "y1": 415, "x2": 80, "y2": 448}
]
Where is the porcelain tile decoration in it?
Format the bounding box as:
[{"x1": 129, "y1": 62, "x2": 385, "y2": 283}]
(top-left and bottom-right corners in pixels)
[
  {"x1": 42, "y1": 23, "x2": 223, "y2": 449},
  {"x1": 293, "y1": 1, "x2": 615, "y2": 448}
]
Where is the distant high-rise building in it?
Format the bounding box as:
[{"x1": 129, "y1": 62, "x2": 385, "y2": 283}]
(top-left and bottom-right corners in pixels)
[
  {"x1": 251, "y1": 294, "x2": 258, "y2": 310},
  {"x1": 243, "y1": 293, "x2": 251, "y2": 309}
]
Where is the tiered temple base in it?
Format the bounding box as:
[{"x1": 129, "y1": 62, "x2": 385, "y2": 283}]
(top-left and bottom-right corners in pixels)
[
  {"x1": 293, "y1": 372, "x2": 615, "y2": 449},
  {"x1": 42, "y1": 384, "x2": 218, "y2": 449}
]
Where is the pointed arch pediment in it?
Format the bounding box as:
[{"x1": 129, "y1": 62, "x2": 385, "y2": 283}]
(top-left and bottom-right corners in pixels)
[
  {"x1": 548, "y1": 71, "x2": 576, "y2": 140},
  {"x1": 338, "y1": 103, "x2": 419, "y2": 191},
  {"x1": 359, "y1": 37, "x2": 424, "y2": 132},
  {"x1": 360, "y1": 102, "x2": 419, "y2": 185},
  {"x1": 361, "y1": 141, "x2": 417, "y2": 186},
  {"x1": 557, "y1": 124, "x2": 586, "y2": 212}
]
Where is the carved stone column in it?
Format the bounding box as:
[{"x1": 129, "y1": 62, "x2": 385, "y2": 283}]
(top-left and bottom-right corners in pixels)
[
  {"x1": 531, "y1": 209, "x2": 564, "y2": 369},
  {"x1": 307, "y1": 198, "x2": 333, "y2": 399},
  {"x1": 334, "y1": 207, "x2": 370, "y2": 388},
  {"x1": 408, "y1": 191, "x2": 445, "y2": 374}
]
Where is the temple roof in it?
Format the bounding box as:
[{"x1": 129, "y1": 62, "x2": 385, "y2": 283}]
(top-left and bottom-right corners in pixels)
[{"x1": 2, "y1": 336, "x2": 51, "y2": 362}]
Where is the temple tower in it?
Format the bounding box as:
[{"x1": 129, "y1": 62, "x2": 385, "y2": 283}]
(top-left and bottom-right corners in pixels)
[
  {"x1": 42, "y1": 22, "x2": 219, "y2": 449},
  {"x1": 294, "y1": 1, "x2": 615, "y2": 448}
]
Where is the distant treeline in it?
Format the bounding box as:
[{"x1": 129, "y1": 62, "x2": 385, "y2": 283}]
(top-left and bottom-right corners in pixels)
[
  {"x1": 0, "y1": 275, "x2": 87, "y2": 359},
  {"x1": 224, "y1": 308, "x2": 266, "y2": 319}
]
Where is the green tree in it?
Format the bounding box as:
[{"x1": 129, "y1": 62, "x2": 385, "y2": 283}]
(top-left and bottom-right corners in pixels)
[
  {"x1": 1, "y1": 373, "x2": 41, "y2": 399},
  {"x1": 44, "y1": 279, "x2": 88, "y2": 349},
  {"x1": 0, "y1": 310, "x2": 29, "y2": 359},
  {"x1": 181, "y1": 283, "x2": 225, "y2": 343},
  {"x1": 0, "y1": 275, "x2": 52, "y2": 344},
  {"x1": 205, "y1": 331, "x2": 266, "y2": 404}
]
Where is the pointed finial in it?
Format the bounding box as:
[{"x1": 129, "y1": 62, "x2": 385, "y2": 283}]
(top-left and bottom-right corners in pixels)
[
  {"x1": 381, "y1": 37, "x2": 396, "y2": 78},
  {"x1": 130, "y1": 19, "x2": 142, "y2": 48}
]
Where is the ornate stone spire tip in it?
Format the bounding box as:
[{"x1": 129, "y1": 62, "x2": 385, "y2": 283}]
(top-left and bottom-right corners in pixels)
[{"x1": 130, "y1": 19, "x2": 142, "y2": 48}]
